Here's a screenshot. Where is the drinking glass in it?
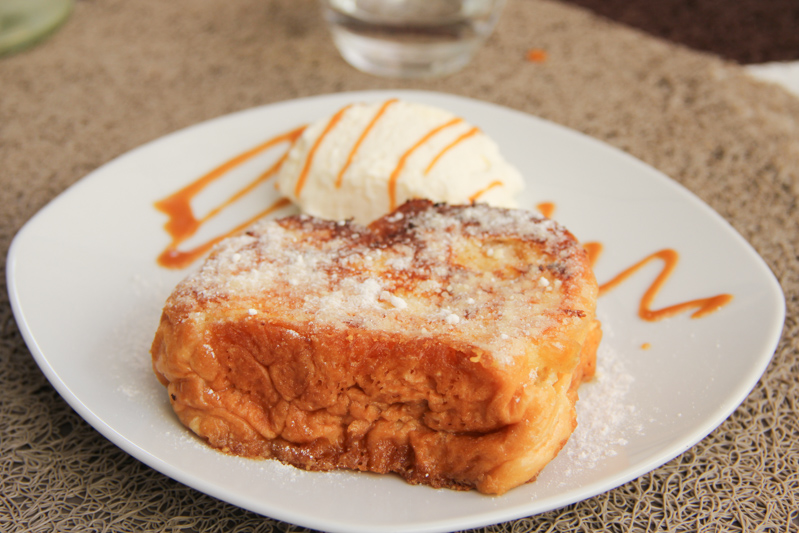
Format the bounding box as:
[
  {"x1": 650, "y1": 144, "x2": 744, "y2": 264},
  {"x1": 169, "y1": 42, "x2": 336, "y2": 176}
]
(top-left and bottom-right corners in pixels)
[{"x1": 321, "y1": 0, "x2": 507, "y2": 78}]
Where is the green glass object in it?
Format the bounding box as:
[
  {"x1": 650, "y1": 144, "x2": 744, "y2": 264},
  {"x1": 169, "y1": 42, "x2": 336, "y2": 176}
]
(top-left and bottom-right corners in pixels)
[{"x1": 0, "y1": 0, "x2": 73, "y2": 57}]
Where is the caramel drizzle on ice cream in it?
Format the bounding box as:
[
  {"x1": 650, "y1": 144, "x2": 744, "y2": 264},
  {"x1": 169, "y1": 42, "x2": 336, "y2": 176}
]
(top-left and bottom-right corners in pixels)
[
  {"x1": 469, "y1": 180, "x2": 503, "y2": 203},
  {"x1": 387, "y1": 117, "x2": 464, "y2": 210},
  {"x1": 425, "y1": 126, "x2": 481, "y2": 175},
  {"x1": 335, "y1": 98, "x2": 398, "y2": 188},
  {"x1": 294, "y1": 102, "x2": 505, "y2": 208},
  {"x1": 295, "y1": 104, "x2": 352, "y2": 197}
]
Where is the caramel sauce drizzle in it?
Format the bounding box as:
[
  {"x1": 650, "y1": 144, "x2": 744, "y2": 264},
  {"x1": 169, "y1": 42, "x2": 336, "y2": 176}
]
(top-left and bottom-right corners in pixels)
[
  {"x1": 597, "y1": 248, "x2": 733, "y2": 321},
  {"x1": 536, "y1": 201, "x2": 556, "y2": 218},
  {"x1": 295, "y1": 104, "x2": 352, "y2": 197},
  {"x1": 157, "y1": 198, "x2": 291, "y2": 269},
  {"x1": 549, "y1": 202, "x2": 732, "y2": 321},
  {"x1": 388, "y1": 117, "x2": 463, "y2": 210},
  {"x1": 425, "y1": 126, "x2": 480, "y2": 175},
  {"x1": 469, "y1": 180, "x2": 503, "y2": 203},
  {"x1": 155, "y1": 126, "x2": 303, "y2": 269},
  {"x1": 582, "y1": 241, "x2": 603, "y2": 267},
  {"x1": 335, "y1": 99, "x2": 398, "y2": 188}
]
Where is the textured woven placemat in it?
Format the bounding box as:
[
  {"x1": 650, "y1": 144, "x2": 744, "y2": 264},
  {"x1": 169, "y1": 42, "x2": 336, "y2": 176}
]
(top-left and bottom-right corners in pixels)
[{"x1": 2, "y1": 0, "x2": 798, "y2": 531}]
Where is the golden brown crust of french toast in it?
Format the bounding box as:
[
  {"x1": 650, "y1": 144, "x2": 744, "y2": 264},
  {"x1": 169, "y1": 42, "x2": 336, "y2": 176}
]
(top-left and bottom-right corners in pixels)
[{"x1": 151, "y1": 200, "x2": 601, "y2": 494}]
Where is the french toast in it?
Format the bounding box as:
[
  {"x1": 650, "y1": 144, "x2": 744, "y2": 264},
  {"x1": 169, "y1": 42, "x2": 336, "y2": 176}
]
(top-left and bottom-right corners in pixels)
[{"x1": 151, "y1": 200, "x2": 601, "y2": 494}]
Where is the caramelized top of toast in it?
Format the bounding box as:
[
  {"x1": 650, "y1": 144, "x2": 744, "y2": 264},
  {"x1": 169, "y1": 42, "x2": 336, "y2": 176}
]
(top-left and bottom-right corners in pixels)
[{"x1": 169, "y1": 200, "x2": 597, "y2": 367}]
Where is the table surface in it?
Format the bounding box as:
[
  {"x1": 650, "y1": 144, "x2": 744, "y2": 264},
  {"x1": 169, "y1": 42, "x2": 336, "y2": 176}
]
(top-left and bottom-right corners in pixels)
[{"x1": 1, "y1": 1, "x2": 798, "y2": 531}]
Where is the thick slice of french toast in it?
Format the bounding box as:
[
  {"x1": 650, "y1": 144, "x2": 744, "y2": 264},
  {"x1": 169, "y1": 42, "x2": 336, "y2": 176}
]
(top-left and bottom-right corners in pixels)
[{"x1": 151, "y1": 200, "x2": 601, "y2": 494}]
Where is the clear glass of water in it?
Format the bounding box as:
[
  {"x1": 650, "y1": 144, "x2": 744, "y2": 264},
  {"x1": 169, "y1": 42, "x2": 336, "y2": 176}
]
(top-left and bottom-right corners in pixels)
[{"x1": 321, "y1": 0, "x2": 507, "y2": 78}]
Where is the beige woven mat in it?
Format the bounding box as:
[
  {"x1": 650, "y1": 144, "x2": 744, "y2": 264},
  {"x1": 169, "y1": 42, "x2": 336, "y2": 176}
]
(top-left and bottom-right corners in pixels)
[{"x1": 2, "y1": 0, "x2": 797, "y2": 531}]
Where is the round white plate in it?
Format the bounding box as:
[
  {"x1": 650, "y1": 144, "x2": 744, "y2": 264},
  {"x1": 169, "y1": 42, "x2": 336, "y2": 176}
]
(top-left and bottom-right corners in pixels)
[{"x1": 7, "y1": 91, "x2": 785, "y2": 533}]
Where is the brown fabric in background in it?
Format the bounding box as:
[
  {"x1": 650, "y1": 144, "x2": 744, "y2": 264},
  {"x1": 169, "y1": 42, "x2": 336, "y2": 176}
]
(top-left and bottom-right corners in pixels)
[
  {"x1": 1, "y1": 0, "x2": 798, "y2": 531},
  {"x1": 560, "y1": 0, "x2": 799, "y2": 64}
]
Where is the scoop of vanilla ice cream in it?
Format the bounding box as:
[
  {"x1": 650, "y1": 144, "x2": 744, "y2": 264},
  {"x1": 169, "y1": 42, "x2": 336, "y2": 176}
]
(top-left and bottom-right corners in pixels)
[{"x1": 277, "y1": 100, "x2": 524, "y2": 224}]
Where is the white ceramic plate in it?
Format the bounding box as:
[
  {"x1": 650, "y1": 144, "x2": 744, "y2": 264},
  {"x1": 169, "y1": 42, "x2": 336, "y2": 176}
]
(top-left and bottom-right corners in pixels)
[{"x1": 7, "y1": 91, "x2": 785, "y2": 533}]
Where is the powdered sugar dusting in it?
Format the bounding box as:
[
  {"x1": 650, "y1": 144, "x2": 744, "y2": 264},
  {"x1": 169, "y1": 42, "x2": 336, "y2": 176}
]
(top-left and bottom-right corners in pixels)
[
  {"x1": 562, "y1": 342, "x2": 643, "y2": 475},
  {"x1": 169, "y1": 201, "x2": 595, "y2": 366}
]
